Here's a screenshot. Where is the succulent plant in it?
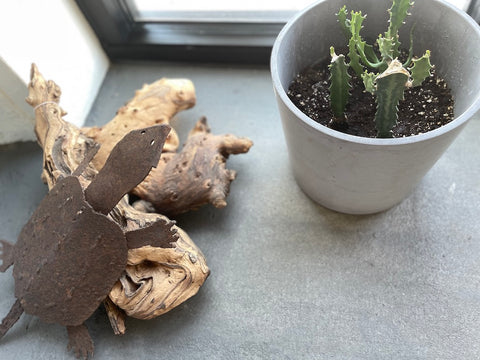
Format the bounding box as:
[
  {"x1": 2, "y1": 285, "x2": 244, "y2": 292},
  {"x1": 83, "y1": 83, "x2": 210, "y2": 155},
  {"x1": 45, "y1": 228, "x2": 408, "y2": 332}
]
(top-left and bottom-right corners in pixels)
[{"x1": 329, "y1": 0, "x2": 433, "y2": 138}]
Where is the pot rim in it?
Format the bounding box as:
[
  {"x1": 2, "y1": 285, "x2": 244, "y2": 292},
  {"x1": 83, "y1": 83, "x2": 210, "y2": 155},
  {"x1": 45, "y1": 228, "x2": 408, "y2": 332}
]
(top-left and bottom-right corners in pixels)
[{"x1": 271, "y1": 0, "x2": 480, "y2": 146}]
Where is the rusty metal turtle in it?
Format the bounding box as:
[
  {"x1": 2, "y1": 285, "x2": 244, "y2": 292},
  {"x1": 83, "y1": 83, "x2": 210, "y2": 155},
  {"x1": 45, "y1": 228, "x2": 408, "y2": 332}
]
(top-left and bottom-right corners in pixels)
[{"x1": 0, "y1": 124, "x2": 176, "y2": 358}]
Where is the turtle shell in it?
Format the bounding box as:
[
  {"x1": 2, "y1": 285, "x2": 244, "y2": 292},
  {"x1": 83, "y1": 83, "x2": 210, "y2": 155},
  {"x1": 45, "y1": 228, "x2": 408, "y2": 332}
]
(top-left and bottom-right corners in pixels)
[{"x1": 13, "y1": 176, "x2": 127, "y2": 327}]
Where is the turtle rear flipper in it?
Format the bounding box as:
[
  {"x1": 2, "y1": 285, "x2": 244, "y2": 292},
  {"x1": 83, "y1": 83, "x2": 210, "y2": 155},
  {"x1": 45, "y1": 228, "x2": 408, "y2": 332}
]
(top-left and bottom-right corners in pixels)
[
  {"x1": 0, "y1": 240, "x2": 15, "y2": 272},
  {"x1": 0, "y1": 299, "x2": 23, "y2": 339},
  {"x1": 67, "y1": 324, "x2": 94, "y2": 360}
]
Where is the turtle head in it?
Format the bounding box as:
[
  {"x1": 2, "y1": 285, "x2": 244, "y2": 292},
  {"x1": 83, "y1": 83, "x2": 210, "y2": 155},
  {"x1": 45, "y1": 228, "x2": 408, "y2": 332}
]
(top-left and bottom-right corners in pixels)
[{"x1": 84, "y1": 125, "x2": 171, "y2": 214}]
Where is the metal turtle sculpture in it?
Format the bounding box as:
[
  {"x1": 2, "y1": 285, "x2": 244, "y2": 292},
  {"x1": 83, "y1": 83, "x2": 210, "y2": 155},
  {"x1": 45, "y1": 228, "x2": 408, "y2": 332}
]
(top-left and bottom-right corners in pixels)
[{"x1": 0, "y1": 124, "x2": 177, "y2": 358}]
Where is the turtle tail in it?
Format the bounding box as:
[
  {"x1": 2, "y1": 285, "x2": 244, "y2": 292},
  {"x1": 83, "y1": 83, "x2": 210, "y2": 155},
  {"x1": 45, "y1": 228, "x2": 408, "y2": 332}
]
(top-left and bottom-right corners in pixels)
[{"x1": 0, "y1": 299, "x2": 23, "y2": 339}]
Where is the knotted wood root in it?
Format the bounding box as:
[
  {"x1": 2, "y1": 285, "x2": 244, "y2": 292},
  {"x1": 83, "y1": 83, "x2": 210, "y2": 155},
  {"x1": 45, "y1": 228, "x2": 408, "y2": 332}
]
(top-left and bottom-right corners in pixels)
[
  {"x1": 132, "y1": 117, "x2": 253, "y2": 216},
  {"x1": 83, "y1": 78, "x2": 196, "y2": 169},
  {"x1": 82, "y1": 79, "x2": 253, "y2": 216},
  {"x1": 26, "y1": 64, "x2": 209, "y2": 334},
  {"x1": 109, "y1": 227, "x2": 209, "y2": 320}
]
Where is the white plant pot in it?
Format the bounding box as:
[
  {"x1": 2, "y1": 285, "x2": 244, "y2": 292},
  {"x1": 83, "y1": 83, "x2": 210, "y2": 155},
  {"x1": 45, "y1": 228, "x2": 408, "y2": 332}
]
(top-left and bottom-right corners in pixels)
[{"x1": 271, "y1": 0, "x2": 480, "y2": 214}]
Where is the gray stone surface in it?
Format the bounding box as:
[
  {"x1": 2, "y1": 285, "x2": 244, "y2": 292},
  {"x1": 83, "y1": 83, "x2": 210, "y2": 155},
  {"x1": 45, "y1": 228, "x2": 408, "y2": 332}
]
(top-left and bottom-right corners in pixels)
[{"x1": 0, "y1": 62, "x2": 479, "y2": 359}]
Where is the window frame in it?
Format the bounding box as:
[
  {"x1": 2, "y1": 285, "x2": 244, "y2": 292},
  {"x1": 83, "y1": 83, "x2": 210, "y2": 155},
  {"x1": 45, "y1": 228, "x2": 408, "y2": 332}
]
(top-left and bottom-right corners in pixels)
[
  {"x1": 75, "y1": 0, "x2": 480, "y2": 65},
  {"x1": 74, "y1": 0, "x2": 287, "y2": 64},
  {"x1": 468, "y1": 0, "x2": 480, "y2": 22}
]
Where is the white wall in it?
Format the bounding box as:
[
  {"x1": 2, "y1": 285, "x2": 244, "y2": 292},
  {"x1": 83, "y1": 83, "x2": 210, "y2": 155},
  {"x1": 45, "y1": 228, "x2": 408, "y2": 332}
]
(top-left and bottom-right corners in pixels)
[{"x1": 0, "y1": 0, "x2": 109, "y2": 144}]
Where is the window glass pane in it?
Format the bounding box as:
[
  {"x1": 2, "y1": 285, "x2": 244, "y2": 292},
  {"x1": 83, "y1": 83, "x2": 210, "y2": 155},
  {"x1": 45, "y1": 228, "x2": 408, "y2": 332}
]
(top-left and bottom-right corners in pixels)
[
  {"x1": 451, "y1": 0, "x2": 473, "y2": 9},
  {"x1": 134, "y1": 0, "x2": 317, "y2": 11},
  {"x1": 131, "y1": 0, "x2": 472, "y2": 23},
  {"x1": 129, "y1": 0, "x2": 318, "y2": 22}
]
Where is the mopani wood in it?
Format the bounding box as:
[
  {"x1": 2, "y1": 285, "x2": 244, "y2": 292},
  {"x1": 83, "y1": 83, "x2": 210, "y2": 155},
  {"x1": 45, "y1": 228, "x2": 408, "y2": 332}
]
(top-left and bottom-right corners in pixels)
[{"x1": 0, "y1": 64, "x2": 251, "y2": 358}]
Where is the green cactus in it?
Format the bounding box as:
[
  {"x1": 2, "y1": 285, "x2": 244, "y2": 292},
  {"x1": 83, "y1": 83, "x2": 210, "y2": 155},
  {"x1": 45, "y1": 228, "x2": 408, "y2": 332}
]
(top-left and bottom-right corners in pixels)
[
  {"x1": 374, "y1": 60, "x2": 410, "y2": 138},
  {"x1": 377, "y1": 35, "x2": 396, "y2": 64},
  {"x1": 348, "y1": 11, "x2": 368, "y2": 76},
  {"x1": 385, "y1": 0, "x2": 414, "y2": 58},
  {"x1": 329, "y1": 47, "x2": 351, "y2": 119},
  {"x1": 410, "y1": 50, "x2": 432, "y2": 87},
  {"x1": 328, "y1": 0, "x2": 433, "y2": 138},
  {"x1": 361, "y1": 72, "x2": 377, "y2": 94},
  {"x1": 337, "y1": 6, "x2": 350, "y2": 39}
]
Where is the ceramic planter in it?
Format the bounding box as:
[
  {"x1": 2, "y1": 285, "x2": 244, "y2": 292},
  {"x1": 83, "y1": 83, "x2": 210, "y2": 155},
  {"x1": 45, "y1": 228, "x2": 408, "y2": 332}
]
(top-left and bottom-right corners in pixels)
[{"x1": 271, "y1": 0, "x2": 480, "y2": 214}]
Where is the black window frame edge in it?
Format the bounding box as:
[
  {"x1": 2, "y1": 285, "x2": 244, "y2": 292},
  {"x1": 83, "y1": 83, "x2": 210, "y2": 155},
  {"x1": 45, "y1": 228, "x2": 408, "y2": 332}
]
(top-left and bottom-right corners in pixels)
[
  {"x1": 468, "y1": 0, "x2": 480, "y2": 22},
  {"x1": 74, "y1": 0, "x2": 287, "y2": 64}
]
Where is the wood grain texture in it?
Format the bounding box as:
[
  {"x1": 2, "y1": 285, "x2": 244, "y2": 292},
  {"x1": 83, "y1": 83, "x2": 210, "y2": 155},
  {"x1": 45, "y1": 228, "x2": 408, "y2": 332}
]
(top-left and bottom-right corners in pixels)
[{"x1": 26, "y1": 64, "x2": 210, "y2": 330}]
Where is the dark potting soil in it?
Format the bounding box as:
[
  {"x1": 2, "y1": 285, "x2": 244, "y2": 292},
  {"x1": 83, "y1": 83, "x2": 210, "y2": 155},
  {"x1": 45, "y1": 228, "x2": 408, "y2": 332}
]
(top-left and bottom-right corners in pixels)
[{"x1": 287, "y1": 59, "x2": 455, "y2": 138}]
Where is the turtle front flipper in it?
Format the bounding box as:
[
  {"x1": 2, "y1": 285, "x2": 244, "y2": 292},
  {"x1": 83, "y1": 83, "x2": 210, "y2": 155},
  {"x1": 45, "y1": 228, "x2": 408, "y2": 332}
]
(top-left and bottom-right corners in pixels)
[
  {"x1": 67, "y1": 324, "x2": 94, "y2": 360},
  {"x1": 126, "y1": 216, "x2": 179, "y2": 250},
  {"x1": 0, "y1": 240, "x2": 15, "y2": 272},
  {"x1": 0, "y1": 299, "x2": 24, "y2": 339}
]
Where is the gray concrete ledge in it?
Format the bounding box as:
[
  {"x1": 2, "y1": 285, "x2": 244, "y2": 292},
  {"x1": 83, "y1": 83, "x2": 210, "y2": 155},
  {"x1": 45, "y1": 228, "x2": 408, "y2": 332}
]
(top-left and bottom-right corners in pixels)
[{"x1": 0, "y1": 62, "x2": 479, "y2": 359}]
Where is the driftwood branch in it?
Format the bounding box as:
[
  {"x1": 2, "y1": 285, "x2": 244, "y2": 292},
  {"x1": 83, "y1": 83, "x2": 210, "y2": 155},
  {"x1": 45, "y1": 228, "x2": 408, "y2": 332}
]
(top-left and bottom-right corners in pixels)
[
  {"x1": 81, "y1": 79, "x2": 253, "y2": 216},
  {"x1": 133, "y1": 117, "x2": 253, "y2": 216},
  {"x1": 83, "y1": 78, "x2": 196, "y2": 170},
  {"x1": 26, "y1": 64, "x2": 209, "y2": 332},
  {"x1": 26, "y1": 64, "x2": 98, "y2": 189}
]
